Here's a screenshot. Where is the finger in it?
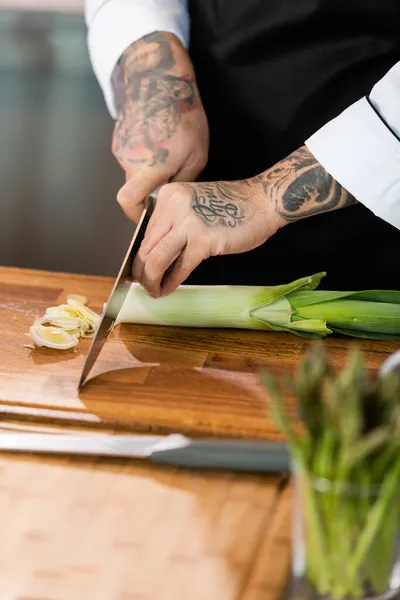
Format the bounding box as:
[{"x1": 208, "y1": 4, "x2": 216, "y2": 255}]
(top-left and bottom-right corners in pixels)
[
  {"x1": 117, "y1": 167, "x2": 168, "y2": 222},
  {"x1": 171, "y1": 155, "x2": 206, "y2": 182},
  {"x1": 131, "y1": 252, "x2": 146, "y2": 286},
  {"x1": 138, "y1": 180, "x2": 184, "y2": 250},
  {"x1": 142, "y1": 215, "x2": 172, "y2": 255},
  {"x1": 141, "y1": 230, "x2": 187, "y2": 298},
  {"x1": 160, "y1": 243, "x2": 206, "y2": 297},
  {"x1": 132, "y1": 182, "x2": 182, "y2": 282},
  {"x1": 171, "y1": 166, "x2": 196, "y2": 183},
  {"x1": 141, "y1": 188, "x2": 170, "y2": 242},
  {"x1": 132, "y1": 217, "x2": 172, "y2": 282}
]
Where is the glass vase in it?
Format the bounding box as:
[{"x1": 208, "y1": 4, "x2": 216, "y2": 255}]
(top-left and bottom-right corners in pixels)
[{"x1": 291, "y1": 464, "x2": 400, "y2": 600}]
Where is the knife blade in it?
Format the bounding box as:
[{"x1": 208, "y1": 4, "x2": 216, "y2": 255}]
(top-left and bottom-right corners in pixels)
[
  {"x1": 0, "y1": 431, "x2": 290, "y2": 473},
  {"x1": 78, "y1": 190, "x2": 158, "y2": 389}
]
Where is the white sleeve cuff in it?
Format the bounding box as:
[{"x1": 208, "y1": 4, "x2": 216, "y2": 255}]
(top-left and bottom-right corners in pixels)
[
  {"x1": 369, "y1": 62, "x2": 400, "y2": 140},
  {"x1": 87, "y1": 0, "x2": 190, "y2": 118},
  {"x1": 306, "y1": 96, "x2": 400, "y2": 231}
]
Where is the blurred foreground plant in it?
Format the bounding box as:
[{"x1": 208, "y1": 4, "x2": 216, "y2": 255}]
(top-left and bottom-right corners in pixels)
[{"x1": 262, "y1": 344, "x2": 400, "y2": 599}]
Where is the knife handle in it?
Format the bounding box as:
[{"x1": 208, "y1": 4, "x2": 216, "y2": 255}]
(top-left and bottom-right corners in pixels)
[{"x1": 150, "y1": 439, "x2": 290, "y2": 473}]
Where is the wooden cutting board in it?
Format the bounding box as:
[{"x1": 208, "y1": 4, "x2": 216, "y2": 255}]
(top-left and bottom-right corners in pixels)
[{"x1": 0, "y1": 266, "x2": 397, "y2": 439}]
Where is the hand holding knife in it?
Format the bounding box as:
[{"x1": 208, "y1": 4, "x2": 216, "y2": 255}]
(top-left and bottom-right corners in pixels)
[{"x1": 73, "y1": 186, "x2": 291, "y2": 474}]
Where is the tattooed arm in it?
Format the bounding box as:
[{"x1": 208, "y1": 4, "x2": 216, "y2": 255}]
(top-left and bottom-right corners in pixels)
[
  {"x1": 262, "y1": 146, "x2": 357, "y2": 223},
  {"x1": 113, "y1": 32, "x2": 209, "y2": 221},
  {"x1": 132, "y1": 145, "x2": 357, "y2": 297}
]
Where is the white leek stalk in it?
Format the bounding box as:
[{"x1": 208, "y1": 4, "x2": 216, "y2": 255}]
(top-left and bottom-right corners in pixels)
[{"x1": 117, "y1": 273, "x2": 400, "y2": 340}]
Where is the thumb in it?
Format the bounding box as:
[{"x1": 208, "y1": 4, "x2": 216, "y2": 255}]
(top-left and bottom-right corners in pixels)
[{"x1": 117, "y1": 167, "x2": 168, "y2": 222}]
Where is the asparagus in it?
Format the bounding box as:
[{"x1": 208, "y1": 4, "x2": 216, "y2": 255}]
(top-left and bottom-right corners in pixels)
[{"x1": 262, "y1": 345, "x2": 400, "y2": 599}]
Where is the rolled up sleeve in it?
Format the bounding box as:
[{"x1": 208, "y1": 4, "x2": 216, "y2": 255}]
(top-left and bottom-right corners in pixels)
[{"x1": 85, "y1": 0, "x2": 190, "y2": 118}]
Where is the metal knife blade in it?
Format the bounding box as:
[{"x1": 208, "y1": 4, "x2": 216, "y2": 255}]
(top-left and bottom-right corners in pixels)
[
  {"x1": 0, "y1": 431, "x2": 160, "y2": 457},
  {"x1": 78, "y1": 191, "x2": 157, "y2": 389},
  {"x1": 0, "y1": 432, "x2": 290, "y2": 473}
]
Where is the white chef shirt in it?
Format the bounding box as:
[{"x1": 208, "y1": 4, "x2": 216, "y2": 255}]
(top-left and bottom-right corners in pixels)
[{"x1": 85, "y1": 0, "x2": 400, "y2": 230}]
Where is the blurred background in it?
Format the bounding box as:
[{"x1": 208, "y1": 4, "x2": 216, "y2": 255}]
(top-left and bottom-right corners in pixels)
[{"x1": 0, "y1": 0, "x2": 133, "y2": 276}]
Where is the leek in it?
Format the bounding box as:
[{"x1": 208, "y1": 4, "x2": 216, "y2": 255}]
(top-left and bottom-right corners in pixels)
[
  {"x1": 28, "y1": 296, "x2": 100, "y2": 350},
  {"x1": 29, "y1": 325, "x2": 79, "y2": 350},
  {"x1": 116, "y1": 272, "x2": 400, "y2": 340}
]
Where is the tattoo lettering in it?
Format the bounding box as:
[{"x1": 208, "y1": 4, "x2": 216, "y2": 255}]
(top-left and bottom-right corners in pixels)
[
  {"x1": 185, "y1": 182, "x2": 246, "y2": 228},
  {"x1": 262, "y1": 147, "x2": 357, "y2": 223},
  {"x1": 114, "y1": 32, "x2": 200, "y2": 166}
]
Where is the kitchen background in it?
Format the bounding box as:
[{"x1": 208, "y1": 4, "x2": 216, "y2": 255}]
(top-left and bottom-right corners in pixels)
[{"x1": 0, "y1": 0, "x2": 133, "y2": 276}]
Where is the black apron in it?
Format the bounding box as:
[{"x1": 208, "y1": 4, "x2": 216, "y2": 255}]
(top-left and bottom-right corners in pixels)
[{"x1": 185, "y1": 0, "x2": 400, "y2": 290}]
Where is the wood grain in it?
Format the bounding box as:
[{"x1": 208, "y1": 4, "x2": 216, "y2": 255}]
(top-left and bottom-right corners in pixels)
[
  {"x1": 241, "y1": 486, "x2": 292, "y2": 600},
  {"x1": 1, "y1": 266, "x2": 397, "y2": 600},
  {"x1": 0, "y1": 266, "x2": 398, "y2": 439},
  {"x1": 0, "y1": 451, "x2": 285, "y2": 600}
]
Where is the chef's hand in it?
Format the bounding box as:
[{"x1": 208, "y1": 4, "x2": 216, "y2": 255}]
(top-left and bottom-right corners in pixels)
[
  {"x1": 112, "y1": 32, "x2": 209, "y2": 222},
  {"x1": 132, "y1": 178, "x2": 285, "y2": 298},
  {"x1": 133, "y1": 146, "x2": 357, "y2": 297}
]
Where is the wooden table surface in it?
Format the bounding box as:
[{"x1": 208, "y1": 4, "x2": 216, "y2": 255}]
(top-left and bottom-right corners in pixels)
[{"x1": 0, "y1": 266, "x2": 397, "y2": 600}]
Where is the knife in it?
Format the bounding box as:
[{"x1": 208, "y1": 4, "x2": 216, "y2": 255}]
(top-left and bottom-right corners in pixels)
[
  {"x1": 78, "y1": 190, "x2": 158, "y2": 389},
  {"x1": 0, "y1": 431, "x2": 290, "y2": 473}
]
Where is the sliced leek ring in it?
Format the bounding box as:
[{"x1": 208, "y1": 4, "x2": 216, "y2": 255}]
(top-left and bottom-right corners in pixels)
[
  {"x1": 28, "y1": 294, "x2": 100, "y2": 350},
  {"x1": 29, "y1": 325, "x2": 79, "y2": 350},
  {"x1": 66, "y1": 299, "x2": 101, "y2": 336},
  {"x1": 42, "y1": 301, "x2": 99, "y2": 338}
]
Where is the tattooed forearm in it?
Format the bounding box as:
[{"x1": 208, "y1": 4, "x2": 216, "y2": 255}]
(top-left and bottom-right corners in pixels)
[
  {"x1": 262, "y1": 146, "x2": 357, "y2": 223},
  {"x1": 120, "y1": 32, "x2": 175, "y2": 75},
  {"x1": 113, "y1": 32, "x2": 200, "y2": 166},
  {"x1": 183, "y1": 182, "x2": 255, "y2": 228}
]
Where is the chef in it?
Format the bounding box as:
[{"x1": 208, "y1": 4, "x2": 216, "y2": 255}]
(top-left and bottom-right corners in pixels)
[{"x1": 85, "y1": 0, "x2": 400, "y2": 298}]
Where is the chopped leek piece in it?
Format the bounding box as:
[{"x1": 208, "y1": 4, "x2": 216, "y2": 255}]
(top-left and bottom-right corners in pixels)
[
  {"x1": 40, "y1": 300, "x2": 100, "y2": 338},
  {"x1": 66, "y1": 299, "x2": 101, "y2": 336},
  {"x1": 29, "y1": 325, "x2": 78, "y2": 350},
  {"x1": 27, "y1": 295, "x2": 100, "y2": 350}
]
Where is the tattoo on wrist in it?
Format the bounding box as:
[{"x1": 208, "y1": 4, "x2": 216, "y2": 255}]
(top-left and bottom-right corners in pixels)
[
  {"x1": 262, "y1": 146, "x2": 357, "y2": 223},
  {"x1": 114, "y1": 32, "x2": 200, "y2": 166},
  {"x1": 183, "y1": 182, "x2": 247, "y2": 228}
]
